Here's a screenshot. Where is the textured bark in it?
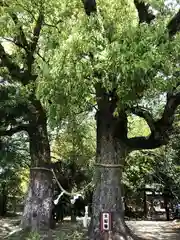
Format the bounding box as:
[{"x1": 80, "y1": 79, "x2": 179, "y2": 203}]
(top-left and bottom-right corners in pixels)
[
  {"x1": 89, "y1": 160, "x2": 129, "y2": 239},
  {"x1": 164, "y1": 199, "x2": 170, "y2": 221},
  {"x1": 21, "y1": 169, "x2": 53, "y2": 231},
  {"x1": 88, "y1": 83, "x2": 147, "y2": 239},
  {"x1": 21, "y1": 102, "x2": 53, "y2": 232},
  {"x1": 0, "y1": 3, "x2": 53, "y2": 232},
  {"x1": 80, "y1": 1, "x2": 180, "y2": 238},
  {"x1": 89, "y1": 99, "x2": 134, "y2": 239}
]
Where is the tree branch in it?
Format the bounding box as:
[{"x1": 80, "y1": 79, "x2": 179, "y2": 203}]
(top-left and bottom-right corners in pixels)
[
  {"x1": 167, "y1": 9, "x2": 180, "y2": 37},
  {"x1": 0, "y1": 124, "x2": 30, "y2": 137},
  {"x1": 15, "y1": 2, "x2": 36, "y2": 22},
  {"x1": 134, "y1": 0, "x2": 155, "y2": 24},
  {"x1": 30, "y1": 13, "x2": 44, "y2": 54},
  {"x1": 0, "y1": 43, "x2": 37, "y2": 84},
  {"x1": 134, "y1": 1, "x2": 180, "y2": 37},
  {"x1": 43, "y1": 21, "x2": 62, "y2": 34},
  {"x1": 1, "y1": 2, "x2": 44, "y2": 79},
  {"x1": 81, "y1": 0, "x2": 97, "y2": 16},
  {"x1": 26, "y1": 12, "x2": 44, "y2": 72},
  {"x1": 126, "y1": 92, "x2": 180, "y2": 150},
  {"x1": 10, "y1": 13, "x2": 29, "y2": 50},
  {"x1": 130, "y1": 107, "x2": 156, "y2": 133},
  {"x1": 126, "y1": 4, "x2": 180, "y2": 151},
  {"x1": 36, "y1": 51, "x2": 49, "y2": 65},
  {"x1": 0, "y1": 0, "x2": 29, "y2": 50}
]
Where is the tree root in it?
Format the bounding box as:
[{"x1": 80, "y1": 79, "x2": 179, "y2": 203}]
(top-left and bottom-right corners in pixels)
[
  {"x1": 88, "y1": 218, "x2": 148, "y2": 240},
  {"x1": 125, "y1": 224, "x2": 148, "y2": 240},
  {"x1": 88, "y1": 226, "x2": 148, "y2": 240}
]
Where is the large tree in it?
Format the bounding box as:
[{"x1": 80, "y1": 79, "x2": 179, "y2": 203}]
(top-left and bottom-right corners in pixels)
[
  {"x1": 0, "y1": 0, "x2": 94, "y2": 233},
  {"x1": 43, "y1": 0, "x2": 180, "y2": 239},
  {"x1": 1, "y1": 0, "x2": 180, "y2": 239},
  {"x1": 0, "y1": 0, "x2": 68, "y2": 231}
]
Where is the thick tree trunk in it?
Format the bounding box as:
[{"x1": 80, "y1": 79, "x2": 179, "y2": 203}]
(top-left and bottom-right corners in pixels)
[
  {"x1": 88, "y1": 84, "x2": 145, "y2": 239},
  {"x1": 88, "y1": 103, "x2": 136, "y2": 239},
  {"x1": 89, "y1": 162, "x2": 129, "y2": 239},
  {"x1": 21, "y1": 168, "x2": 53, "y2": 231},
  {"x1": 21, "y1": 102, "x2": 53, "y2": 231}
]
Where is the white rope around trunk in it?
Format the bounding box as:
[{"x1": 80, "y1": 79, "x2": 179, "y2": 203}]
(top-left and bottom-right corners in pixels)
[
  {"x1": 30, "y1": 167, "x2": 92, "y2": 197},
  {"x1": 94, "y1": 163, "x2": 124, "y2": 168}
]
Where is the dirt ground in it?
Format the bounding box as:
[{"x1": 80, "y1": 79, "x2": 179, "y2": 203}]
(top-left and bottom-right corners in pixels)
[
  {"x1": 0, "y1": 216, "x2": 180, "y2": 240},
  {"x1": 128, "y1": 221, "x2": 180, "y2": 240}
]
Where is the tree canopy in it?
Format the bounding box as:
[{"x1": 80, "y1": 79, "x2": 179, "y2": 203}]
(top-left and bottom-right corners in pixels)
[
  {"x1": 1, "y1": 0, "x2": 180, "y2": 146},
  {"x1": 37, "y1": 0, "x2": 180, "y2": 150},
  {"x1": 1, "y1": 0, "x2": 180, "y2": 237}
]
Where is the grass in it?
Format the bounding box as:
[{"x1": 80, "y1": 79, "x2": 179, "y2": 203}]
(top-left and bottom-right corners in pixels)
[
  {"x1": 2, "y1": 215, "x2": 180, "y2": 240},
  {"x1": 5, "y1": 226, "x2": 86, "y2": 240},
  {"x1": 0, "y1": 216, "x2": 87, "y2": 240}
]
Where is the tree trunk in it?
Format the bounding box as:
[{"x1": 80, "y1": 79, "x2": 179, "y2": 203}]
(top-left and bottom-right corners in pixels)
[
  {"x1": 21, "y1": 102, "x2": 53, "y2": 231},
  {"x1": 89, "y1": 161, "x2": 129, "y2": 239},
  {"x1": 0, "y1": 182, "x2": 7, "y2": 216},
  {"x1": 88, "y1": 100, "x2": 136, "y2": 240},
  {"x1": 21, "y1": 168, "x2": 53, "y2": 231},
  {"x1": 164, "y1": 196, "x2": 170, "y2": 221},
  {"x1": 163, "y1": 188, "x2": 170, "y2": 221},
  {"x1": 143, "y1": 190, "x2": 147, "y2": 219}
]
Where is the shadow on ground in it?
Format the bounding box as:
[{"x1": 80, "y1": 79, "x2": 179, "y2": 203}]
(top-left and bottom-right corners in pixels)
[
  {"x1": 127, "y1": 221, "x2": 180, "y2": 240},
  {"x1": 1, "y1": 216, "x2": 180, "y2": 240}
]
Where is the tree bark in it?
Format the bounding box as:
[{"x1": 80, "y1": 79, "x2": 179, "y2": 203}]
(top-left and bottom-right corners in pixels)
[
  {"x1": 21, "y1": 168, "x2": 53, "y2": 231},
  {"x1": 164, "y1": 201, "x2": 170, "y2": 221},
  {"x1": 21, "y1": 102, "x2": 53, "y2": 231},
  {"x1": 0, "y1": 182, "x2": 7, "y2": 216},
  {"x1": 163, "y1": 195, "x2": 170, "y2": 221},
  {"x1": 88, "y1": 100, "x2": 136, "y2": 240},
  {"x1": 143, "y1": 190, "x2": 147, "y2": 219}
]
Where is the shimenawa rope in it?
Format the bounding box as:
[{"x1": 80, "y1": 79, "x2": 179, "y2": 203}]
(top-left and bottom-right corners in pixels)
[
  {"x1": 31, "y1": 162, "x2": 123, "y2": 197},
  {"x1": 31, "y1": 167, "x2": 93, "y2": 197}
]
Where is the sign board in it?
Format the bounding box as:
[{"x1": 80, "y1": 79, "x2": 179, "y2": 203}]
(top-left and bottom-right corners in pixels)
[{"x1": 100, "y1": 212, "x2": 112, "y2": 231}]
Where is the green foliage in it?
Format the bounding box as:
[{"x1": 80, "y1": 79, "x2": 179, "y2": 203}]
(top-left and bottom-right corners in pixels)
[
  {"x1": 124, "y1": 145, "x2": 180, "y2": 201},
  {"x1": 25, "y1": 229, "x2": 84, "y2": 240},
  {"x1": 128, "y1": 115, "x2": 151, "y2": 138},
  {"x1": 1, "y1": 0, "x2": 180, "y2": 126},
  {"x1": 33, "y1": 0, "x2": 180, "y2": 121},
  {"x1": 0, "y1": 83, "x2": 30, "y2": 131},
  {"x1": 26, "y1": 232, "x2": 40, "y2": 240},
  {"x1": 55, "y1": 230, "x2": 84, "y2": 240},
  {"x1": 123, "y1": 111, "x2": 180, "y2": 200},
  {"x1": 123, "y1": 150, "x2": 154, "y2": 195},
  {"x1": 51, "y1": 114, "x2": 96, "y2": 192},
  {"x1": 0, "y1": 134, "x2": 30, "y2": 207},
  {"x1": 36, "y1": 0, "x2": 138, "y2": 119},
  {"x1": 1, "y1": 0, "x2": 180, "y2": 221},
  {"x1": 52, "y1": 114, "x2": 95, "y2": 165}
]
